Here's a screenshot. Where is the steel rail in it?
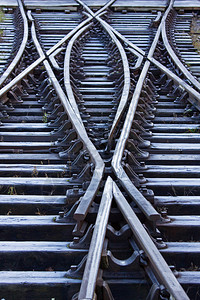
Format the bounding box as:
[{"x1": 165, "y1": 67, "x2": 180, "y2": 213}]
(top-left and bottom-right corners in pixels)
[
  {"x1": 94, "y1": 0, "x2": 117, "y2": 17},
  {"x1": 147, "y1": 0, "x2": 200, "y2": 106},
  {"x1": 0, "y1": 1, "x2": 116, "y2": 105},
  {"x1": 64, "y1": 14, "x2": 131, "y2": 140},
  {"x1": 46, "y1": 16, "x2": 93, "y2": 57},
  {"x1": 75, "y1": 0, "x2": 117, "y2": 18},
  {"x1": 26, "y1": 12, "x2": 105, "y2": 224},
  {"x1": 0, "y1": 56, "x2": 44, "y2": 102},
  {"x1": 46, "y1": 0, "x2": 116, "y2": 59},
  {"x1": 64, "y1": 23, "x2": 93, "y2": 124},
  {"x1": 1, "y1": 2, "x2": 195, "y2": 299},
  {"x1": 45, "y1": 60, "x2": 105, "y2": 224},
  {"x1": 27, "y1": 11, "x2": 45, "y2": 59},
  {"x1": 78, "y1": 177, "x2": 113, "y2": 300},
  {"x1": 76, "y1": 0, "x2": 200, "y2": 106},
  {"x1": 65, "y1": 0, "x2": 125, "y2": 219},
  {"x1": 96, "y1": 10, "x2": 145, "y2": 70},
  {"x1": 161, "y1": 1, "x2": 200, "y2": 93},
  {"x1": 49, "y1": 47, "x2": 64, "y2": 70},
  {"x1": 127, "y1": 47, "x2": 143, "y2": 71},
  {"x1": 111, "y1": 58, "x2": 160, "y2": 222},
  {"x1": 97, "y1": 0, "x2": 200, "y2": 95},
  {"x1": 151, "y1": 57, "x2": 200, "y2": 106},
  {"x1": 95, "y1": 12, "x2": 144, "y2": 70},
  {"x1": 95, "y1": 16, "x2": 131, "y2": 150},
  {"x1": 75, "y1": 1, "x2": 131, "y2": 149},
  {"x1": 75, "y1": 0, "x2": 95, "y2": 17},
  {"x1": 0, "y1": 0, "x2": 29, "y2": 87},
  {"x1": 97, "y1": 12, "x2": 145, "y2": 57},
  {"x1": 99, "y1": 3, "x2": 200, "y2": 106},
  {"x1": 69, "y1": 0, "x2": 131, "y2": 219},
  {"x1": 111, "y1": 0, "x2": 181, "y2": 222},
  {"x1": 113, "y1": 182, "x2": 189, "y2": 300},
  {"x1": 0, "y1": 13, "x2": 93, "y2": 102}
]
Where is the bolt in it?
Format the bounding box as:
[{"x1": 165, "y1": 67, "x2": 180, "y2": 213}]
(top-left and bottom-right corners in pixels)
[
  {"x1": 169, "y1": 265, "x2": 176, "y2": 271},
  {"x1": 73, "y1": 237, "x2": 80, "y2": 244},
  {"x1": 140, "y1": 161, "x2": 145, "y2": 167},
  {"x1": 71, "y1": 265, "x2": 77, "y2": 271},
  {"x1": 156, "y1": 237, "x2": 163, "y2": 243},
  {"x1": 161, "y1": 210, "x2": 167, "y2": 218},
  {"x1": 59, "y1": 211, "x2": 64, "y2": 218},
  {"x1": 84, "y1": 154, "x2": 90, "y2": 161},
  {"x1": 73, "y1": 186, "x2": 79, "y2": 193},
  {"x1": 140, "y1": 185, "x2": 146, "y2": 189}
]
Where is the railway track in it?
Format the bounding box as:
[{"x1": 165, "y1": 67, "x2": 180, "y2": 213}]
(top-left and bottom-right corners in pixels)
[
  {"x1": 0, "y1": 8, "x2": 15, "y2": 75},
  {"x1": 166, "y1": 9, "x2": 200, "y2": 82},
  {"x1": 0, "y1": 0, "x2": 199, "y2": 299},
  {"x1": 33, "y1": 10, "x2": 83, "y2": 52}
]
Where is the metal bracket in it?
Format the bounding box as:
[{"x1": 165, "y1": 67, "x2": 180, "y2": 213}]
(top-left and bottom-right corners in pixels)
[
  {"x1": 127, "y1": 139, "x2": 149, "y2": 159},
  {"x1": 124, "y1": 163, "x2": 146, "y2": 187},
  {"x1": 143, "y1": 224, "x2": 167, "y2": 250},
  {"x1": 55, "y1": 200, "x2": 80, "y2": 223},
  {"x1": 104, "y1": 250, "x2": 141, "y2": 272},
  {"x1": 69, "y1": 224, "x2": 94, "y2": 249},
  {"x1": 65, "y1": 255, "x2": 87, "y2": 279}
]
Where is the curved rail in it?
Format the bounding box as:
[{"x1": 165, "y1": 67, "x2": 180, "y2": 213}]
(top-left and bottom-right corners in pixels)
[
  {"x1": 28, "y1": 11, "x2": 105, "y2": 224},
  {"x1": 148, "y1": 0, "x2": 200, "y2": 106},
  {"x1": 49, "y1": 47, "x2": 64, "y2": 70},
  {"x1": 76, "y1": 0, "x2": 117, "y2": 18},
  {"x1": 0, "y1": 0, "x2": 28, "y2": 86},
  {"x1": 64, "y1": 15, "x2": 131, "y2": 143},
  {"x1": 111, "y1": 0, "x2": 178, "y2": 222},
  {"x1": 96, "y1": 16, "x2": 130, "y2": 149},
  {"x1": 111, "y1": 59, "x2": 160, "y2": 222},
  {"x1": 111, "y1": 63, "x2": 161, "y2": 220},
  {"x1": 27, "y1": 11, "x2": 45, "y2": 59},
  {"x1": 96, "y1": 13, "x2": 145, "y2": 70},
  {"x1": 46, "y1": 16, "x2": 93, "y2": 57},
  {"x1": 74, "y1": 1, "x2": 187, "y2": 298},
  {"x1": 100, "y1": 3, "x2": 200, "y2": 105},
  {"x1": 0, "y1": 12, "x2": 92, "y2": 103},
  {"x1": 64, "y1": 23, "x2": 92, "y2": 124},
  {"x1": 151, "y1": 57, "x2": 200, "y2": 106},
  {"x1": 75, "y1": 0, "x2": 131, "y2": 149},
  {"x1": 2, "y1": 1, "x2": 194, "y2": 299},
  {"x1": 99, "y1": 14, "x2": 145, "y2": 57},
  {"x1": 161, "y1": 1, "x2": 200, "y2": 92}
]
